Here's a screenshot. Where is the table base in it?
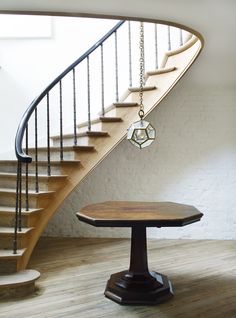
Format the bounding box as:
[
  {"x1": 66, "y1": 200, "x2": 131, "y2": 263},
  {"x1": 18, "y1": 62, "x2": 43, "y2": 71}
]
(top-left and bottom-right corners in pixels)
[{"x1": 105, "y1": 270, "x2": 173, "y2": 305}]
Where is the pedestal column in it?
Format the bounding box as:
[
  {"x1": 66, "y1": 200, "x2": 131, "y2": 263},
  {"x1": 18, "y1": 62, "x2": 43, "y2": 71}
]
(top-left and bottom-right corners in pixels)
[{"x1": 104, "y1": 225, "x2": 173, "y2": 305}]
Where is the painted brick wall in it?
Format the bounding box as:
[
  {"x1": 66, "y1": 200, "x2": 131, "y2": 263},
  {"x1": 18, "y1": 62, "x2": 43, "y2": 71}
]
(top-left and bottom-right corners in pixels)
[{"x1": 44, "y1": 67, "x2": 236, "y2": 239}]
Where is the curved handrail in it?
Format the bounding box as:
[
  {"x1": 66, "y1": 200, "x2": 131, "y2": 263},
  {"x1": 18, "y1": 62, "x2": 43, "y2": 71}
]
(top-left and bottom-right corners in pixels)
[
  {"x1": 15, "y1": 20, "x2": 125, "y2": 163},
  {"x1": 11, "y1": 19, "x2": 201, "y2": 256}
]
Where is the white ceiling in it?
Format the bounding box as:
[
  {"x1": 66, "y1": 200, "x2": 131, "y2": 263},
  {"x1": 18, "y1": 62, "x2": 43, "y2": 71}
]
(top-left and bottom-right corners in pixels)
[{"x1": 0, "y1": 0, "x2": 235, "y2": 86}]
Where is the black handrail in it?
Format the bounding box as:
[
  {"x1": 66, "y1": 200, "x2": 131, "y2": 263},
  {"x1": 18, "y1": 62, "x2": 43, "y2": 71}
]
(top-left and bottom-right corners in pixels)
[
  {"x1": 13, "y1": 19, "x2": 188, "y2": 254},
  {"x1": 15, "y1": 20, "x2": 125, "y2": 163}
]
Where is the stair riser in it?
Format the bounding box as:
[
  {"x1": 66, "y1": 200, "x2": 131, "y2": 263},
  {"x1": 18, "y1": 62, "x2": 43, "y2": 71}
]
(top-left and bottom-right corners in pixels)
[
  {"x1": 0, "y1": 178, "x2": 49, "y2": 191},
  {"x1": 0, "y1": 281, "x2": 36, "y2": 300},
  {"x1": 0, "y1": 259, "x2": 17, "y2": 275},
  {"x1": 0, "y1": 163, "x2": 17, "y2": 174},
  {"x1": 0, "y1": 163, "x2": 61, "y2": 175},
  {"x1": 77, "y1": 121, "x2": 121, "y2": 133},
  {"x1": 0, "y1": 214, "x2": 28, "y2": 227},
  {"x1": 0, "y1": 177, "x2": 66, "y2": 192},
  {"x1": 30, "y1": 165, "x2": 62, "y2": 175},
  {"x1": 0, "y1": 213, "x2": 41, "y2": 228},
  {"x1": 105, "y1": 108, "x2": 118, "y2": 117},
  {"x1": 77, "y1": 122, "x2": 118, "y2": 132},
  {"x1": 0, "y1": 235, "x2": 29, "y2": 249},
  {"x1": 0, "y1": 193, "x2": 53, "y2": 209},
  {"x1": 104, "y1": 105, "x2": 139, "y2": 118},
  {"x1": 28, "y1": 151, "x2": 76, "y2": 161},
  {"x1": 52, "y1": 136, "x2": 94, "y2": 147},
  {"x1": 77, "y1": 122, "x2": 103, "y2": 132}
]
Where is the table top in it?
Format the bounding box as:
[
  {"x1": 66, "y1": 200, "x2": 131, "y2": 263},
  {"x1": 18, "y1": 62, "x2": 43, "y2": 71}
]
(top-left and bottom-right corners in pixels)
[{"x1": 77, "y1": 201, "x2": 203, "y2": 227}]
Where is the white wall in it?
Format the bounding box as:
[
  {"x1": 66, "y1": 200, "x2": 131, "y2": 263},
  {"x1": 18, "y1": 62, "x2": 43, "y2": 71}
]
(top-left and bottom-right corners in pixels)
[
  {"x1": 0, "y1": 6, "x2": 236, "y2": 240},
  {"x1": 0, "y1": 15, "x2": 184, "y2": 158},
  {"x1": 0, "y1": 16, "x2": 116, "y2": 157},
  {"x1": 44, "y1": 57, "x2": 236, "y2": 239}
]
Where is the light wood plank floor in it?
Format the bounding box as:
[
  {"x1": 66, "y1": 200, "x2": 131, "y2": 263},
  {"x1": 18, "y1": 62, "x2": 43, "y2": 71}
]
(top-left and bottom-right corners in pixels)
[{"x1": 0, "y1": 237, "x2": 236, "y2": 318}]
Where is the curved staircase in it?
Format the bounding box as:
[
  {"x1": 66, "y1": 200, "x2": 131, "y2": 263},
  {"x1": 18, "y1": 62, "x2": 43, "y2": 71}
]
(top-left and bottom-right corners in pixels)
[{"x1": 0, "y1": 19, "x2": 202, "y2": 299}]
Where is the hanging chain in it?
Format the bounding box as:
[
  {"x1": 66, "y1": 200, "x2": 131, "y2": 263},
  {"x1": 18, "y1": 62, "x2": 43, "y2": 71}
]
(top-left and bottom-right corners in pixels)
[{"x1": 139, "y1": 22, "x2": 145, "y2": 120}]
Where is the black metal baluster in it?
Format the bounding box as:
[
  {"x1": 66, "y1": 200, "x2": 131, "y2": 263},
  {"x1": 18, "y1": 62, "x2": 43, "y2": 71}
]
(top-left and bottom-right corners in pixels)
[
  {"x1": 167, "y1": 25, "x2": 171, "y2": 51},
  {"x1": 46, "y1": 93, "x2": 51, "y2": 175},
  {"x1": 18, "y1": 161, "x2": 22, "y2": 232},
  {"x1": 13, "y1": 160, "x2": 21, "y2": 254},
  {"x1": 25, "y1": 124, "x2": 29, "y2": 211},
  {"x1": 179, "y1": 28, "x2": 183, "y2": 46},
  {"x1": 101, "y1": 44, "x2": 105, "y2": 116},
  {"x1": 114, "y1": 30, "x2": 119, "y2": 102},
  {"x1": 73, "y1": 68, "x2": 77, "y2": 146},
  {"x1": 128, "y1": 21, "x2": 132, "y2": 87},
  {"x1": 154, "y1": 24, "x2": 158, "y2": 69},
  {"x1": 59, "y1": 81, "x2": 63, "y2": 160},
  {"x1": 35, "y1": 108, "x2": 39, "y2": 193},
  {"x1": 87, "y1": 56, "x2": 91, "y2": 131}
]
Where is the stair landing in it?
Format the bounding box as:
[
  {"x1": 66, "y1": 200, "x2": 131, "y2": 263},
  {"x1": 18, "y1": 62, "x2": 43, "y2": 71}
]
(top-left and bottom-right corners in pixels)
[{"x1": 0, "y1": 269, "x2": 40, "y2": 299}]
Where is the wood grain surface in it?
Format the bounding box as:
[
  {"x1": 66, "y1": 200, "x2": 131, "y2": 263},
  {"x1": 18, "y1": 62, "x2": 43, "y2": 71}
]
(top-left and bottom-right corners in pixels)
[
  {"x1": 77, "y1": 201, "x2": 203, "y2": 227},
  {"x1": 0, "y1": 237, "x2": 235, "y2": 318}
]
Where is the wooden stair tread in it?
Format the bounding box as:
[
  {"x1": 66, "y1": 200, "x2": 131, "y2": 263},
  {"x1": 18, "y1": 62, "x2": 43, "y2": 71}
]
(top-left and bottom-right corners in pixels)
[
  {"x1": 146, "y1": 66, "x2": 177, "y2": 76},
  {"x1": 0, "y1": 172, "x2": 68, "y2": 179},
  {"x1": 99, "y1": 116, "x2": 122, "y2": 122},
  {"x1": 51, "y1": 131, "x2": 109, "y2": 140},
  {"x1": 0, "y1": 226, "x2": 33, "y2": 235},
  {"x1": 0, "y1": 159, "x2": 81, "y2": 166},
  {"x1": 0, "y1": 248, "x2": 26, "y2": 259},
  {"x1": 0, "y1": 160, "x2": 19, "y2": 166},
  {"x1": 113, "y1": 102, "x2": 138, "y2": 107},
  {"x1": 27, "y1": 145, "x2": 95, "y2": 152},
  {"x1": 0, "y1": 206, "x2": 43, "y2": 215},
  {"x1": 0, "y1": 188, "x2": 55, "y2": 196},
  {"x1": 39, "y1": 160, "x2": 81, "y2": 165},
  {"x1": 84, "y1": 131, "x2": 109, "y2": 137},
  {"x1": 0, "y1": 269, "x2": 40, "y2": 287},
  {"x1": 129, "y1": 86, "x2": 157, "y2": 92}
]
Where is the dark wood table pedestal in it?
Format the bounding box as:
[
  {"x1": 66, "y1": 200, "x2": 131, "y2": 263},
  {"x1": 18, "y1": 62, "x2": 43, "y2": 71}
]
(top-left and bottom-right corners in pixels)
[{"x1": 105, "y1": 225, "x2": 173, "y2": 305}]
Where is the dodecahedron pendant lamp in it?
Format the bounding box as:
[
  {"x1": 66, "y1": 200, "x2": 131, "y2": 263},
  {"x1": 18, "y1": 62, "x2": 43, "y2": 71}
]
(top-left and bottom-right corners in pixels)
[
  {"x1": 127, "y1": 119, "x2": 156, "y2": 148},
  {"x1": 127, "y1": 22, "x2": 156, "y2": 149}
]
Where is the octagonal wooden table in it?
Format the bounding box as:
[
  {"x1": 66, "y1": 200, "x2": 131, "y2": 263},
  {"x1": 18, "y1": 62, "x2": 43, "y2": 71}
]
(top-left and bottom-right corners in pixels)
[{"x1": 77, "y1": 201, "x2": 203, "y2": 306}]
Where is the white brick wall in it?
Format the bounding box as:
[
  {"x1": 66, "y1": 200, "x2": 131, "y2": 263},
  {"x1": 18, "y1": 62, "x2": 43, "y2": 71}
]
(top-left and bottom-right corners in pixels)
[{"x1": 44, "y1": 70, "x2": 236, "y2": 240}]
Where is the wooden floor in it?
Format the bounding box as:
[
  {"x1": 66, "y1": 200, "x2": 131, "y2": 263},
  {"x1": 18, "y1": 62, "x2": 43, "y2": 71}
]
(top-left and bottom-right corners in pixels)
[{"x1": 0, "y1": 237, "x2": 236, "y2": 318}]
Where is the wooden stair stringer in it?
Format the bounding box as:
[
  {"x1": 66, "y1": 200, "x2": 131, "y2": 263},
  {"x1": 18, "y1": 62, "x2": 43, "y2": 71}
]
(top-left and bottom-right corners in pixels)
[{"x1": 7, "y1": 35, "x2": 202, "y2": 271}]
